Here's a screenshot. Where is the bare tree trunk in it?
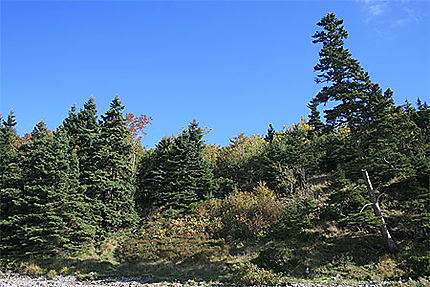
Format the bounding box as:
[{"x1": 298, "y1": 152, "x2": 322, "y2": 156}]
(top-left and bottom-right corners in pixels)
[
  {"x1": 360, "y1": 166, "x2": 397, "y2": 252},
  {"x1": 354, "y1": 135, "x2": 397, "y2": 252}
]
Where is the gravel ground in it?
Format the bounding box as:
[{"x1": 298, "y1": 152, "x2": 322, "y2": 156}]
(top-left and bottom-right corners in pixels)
[
  {"x1": 0, "y1": 272, "x2": 422, "y2": 287},
  {"x1": 0, "y1": 274, "x2": 226, "y2": 287}
]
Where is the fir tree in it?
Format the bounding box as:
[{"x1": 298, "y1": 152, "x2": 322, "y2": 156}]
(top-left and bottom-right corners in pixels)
[
  {"x1": 63, "y1": 97, "x2": 103, "y2": 233},
  {"x1": 0, "y1": 111, "x2": 22, "y2": 255},
  {"x1": 0, "y1": 111, "x2": 19, "y2": 212},
  {"x1": 138, "y1": 120, "x2": 214, "y2": 210},
  {"x1": 265, "y1": 124, "x2": 275, "y2": 143},
  {"x1": 5, "y1": 122, "x2": 94, "y2": 255},
  {"x1": 312, "y1": 13, "x2": 397, "y2": 251},
  {"x1": 137, "y1": 136, "x2": 173, "y2": 211},
  {"x1": 307, "y1": 98, "x2": 325, "y2": 134},
  {"x1": 164, "y1": 120, "x2": 214, "y2": 209},
  {"x1": 92, "y1": 96, "x2": 137, "y2": 230}
]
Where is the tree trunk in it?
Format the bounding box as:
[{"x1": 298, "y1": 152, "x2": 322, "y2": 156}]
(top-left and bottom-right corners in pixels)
[
  {"x1": 353, "y1": 134, "x2": 397, "y2": 252},
  {"x1": 360, "y1": 166, "x2": 397, "y2": 252}
]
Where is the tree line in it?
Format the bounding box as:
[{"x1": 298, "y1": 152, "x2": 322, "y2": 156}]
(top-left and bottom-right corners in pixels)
[{"x1": 1, "y1": 13, "x2": 429, "y2": 262}]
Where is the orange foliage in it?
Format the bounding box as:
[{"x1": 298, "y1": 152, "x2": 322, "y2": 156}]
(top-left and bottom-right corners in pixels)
[{"x1": 125, "y1": 113, "x2": 152, "y2": 145}]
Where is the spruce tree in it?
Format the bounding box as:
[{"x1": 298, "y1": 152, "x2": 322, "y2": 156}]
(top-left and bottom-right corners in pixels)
[
  {"x1": 0, "y1": 111, "x2": 22, "y2": 255},
  {"x1": 92, "y1": 96, "x2": 137, "y2": 230},
  {"x1": 165, "y1": 120, "x2": 214, "y2": 209},
  {"x1": 6, "y1": 122, "x2": 93, "y2": 255},
  {"x1": 138, "y1": 120, "x2": 214, "y2": 210},
  {"x1": 63, "y1": 97, "x2": 103, "y2": 234},
  {"x1": 0, "y1": 111, "x2": 19, "y2": 214},
  {"x1": 75, "y1": 97, "x2": 101, "y2": 189},
  {"x1": 307, "y1": 98, "x2": 325, "y2": 134},
  {"x1": 265, "y1": 124, "x2": 275, "y2": 143},
  {"x1": 63, "y1": 97, "x2": 100, "y2": 189},
  {"x1": 137, "y1": 136, "x2": 173, "y2": 210},
  {"x1": 312, "y1": 13, "x2": 397, "y2": 251}
]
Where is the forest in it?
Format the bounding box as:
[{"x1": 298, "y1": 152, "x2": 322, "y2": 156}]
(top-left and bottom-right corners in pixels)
[{"x1": 1, "y1": 13, "x2": 429, "y2": 285}]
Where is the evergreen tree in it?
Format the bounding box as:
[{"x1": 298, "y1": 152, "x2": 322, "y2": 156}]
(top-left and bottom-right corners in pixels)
[
  {"x1": 164, "y1": 120, "x2": 214, "y2": 209},
  {"x1": 63, "y1": 98, "x2": 102, "y2": 234},
  {"x1": 312, "y1": 13, "x2": 397, "y2": 251},
  {"x1": 138, "y1": 120, "x2": 215, "y2": 210},
  {"x1": 91, "y1": 96, "x2": 137, "y2": 230},
  {"x1": 0, "y1": 111, "x2": 22, "y2": 255},
  {"x1": 307, "y1": 98, "x2": 325, "y2": 134},
  {"x1": 265, "y1": 124, "x2": 275, "y2": 143},
  {"x1": 0, "y1": 111, "x2": 19, "y2": 212},
  {"x1": 75, "y1": 97, "x2": 100, "y2": 188},
  {"x1": 63, "y1": 97, "x2": 100, "y2": 190},
  {"x1": 4, "y1": 122, "x2": 94, "y2": 255},
  {"x1": 261, "y1": 121, "x2": 319, "y2": 195},
  {"x1": 137, "y1": 136, "x2": 173, "y2": 211},
  {"x1": 63, "y1": 104, "x2": 79, "y2": 147}
]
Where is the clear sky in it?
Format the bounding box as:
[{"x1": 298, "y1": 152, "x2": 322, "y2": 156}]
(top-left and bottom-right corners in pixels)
[{"x1": 1, "y1": 0, "x2": 429, "y2": 148}]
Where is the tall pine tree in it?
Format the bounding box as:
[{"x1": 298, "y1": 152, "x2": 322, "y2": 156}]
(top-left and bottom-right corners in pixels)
[
  {"x1": 91, "y1": 96, "x2": 137, "y2": 231},
  {"x1": 138, "y1": 120, "x2": 214, "y2": 210},
  {"x1": 4, "y1": 122, "x2": 94, "y2": 255},
  {"x1": 0, "y1": 112, "x2": 22, "y2": 255},
  {"x1": 312, "y1": 13, "x2": 397, "y2": 251}
]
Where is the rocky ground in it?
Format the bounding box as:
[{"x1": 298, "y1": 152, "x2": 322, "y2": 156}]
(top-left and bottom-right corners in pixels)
[
  {"x1": 0, "y1": 271, "x2": 424, "y2": 287},
  {"x1": 0, "y1": 271, "x2": 217, "y2": 287}
]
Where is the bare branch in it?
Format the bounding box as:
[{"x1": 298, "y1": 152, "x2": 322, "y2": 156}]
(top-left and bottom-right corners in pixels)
[
  {"x1": 360, "y1": 202, "x2": 373, "y2": 213},
  {"x1": 383, "y1": 157, "x2": 395, "y2": 169},
  {"x1": 377, "y1": 191, "x2": 386, "y2": 203}
]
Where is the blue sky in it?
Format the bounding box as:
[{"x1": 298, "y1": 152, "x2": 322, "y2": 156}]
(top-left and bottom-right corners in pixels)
[{"x1": 1, "y1": 0, "x2": 429, "y2": 147}]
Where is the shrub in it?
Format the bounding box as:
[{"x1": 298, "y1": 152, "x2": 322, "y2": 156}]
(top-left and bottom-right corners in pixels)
[
  {"x1": 46, "y1": 269, "x2": 57, "y2": 280},
  {"x1": 406, "y1": 252, "x2": 430, "y2": 278},
  {"x1": 376, "y1": 255, "x2": 405, "y2": 279},
  {"x1": 117, "y1": 208, "x2": 227, "y2": 262},
  {"x1": 269, "y1": 195, "x2": 317, "y2": 239},
  {"x1": 18, "y1": 262, "x2": 44, "y2": 277},
  {"x1": 230, "y1": 262, "x2": 281, "y2": 286},
  {"x1": 254, "y1": 247, "x2": 295, "y2": 274},
  {"x1": 213, "y1": 182, "x2": 285, "y2": 241}
]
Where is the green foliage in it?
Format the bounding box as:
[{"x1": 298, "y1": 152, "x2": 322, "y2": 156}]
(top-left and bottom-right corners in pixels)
[
  {"x1": 0, "y1": 111, "x2": 21, "y2": 255},
  {"x1": 307, "y1": 98, "x2": 325, "y2": 134},
  {"x1": 213, "y1": 177, "x2": 236, "y2": 199},
  {"x1": 1, "y1": 13, "x2": 429, "y2": 282},
  {"x1": 406, "y1": 252, "x2": 430, "y2": 278},
  {"x1": 322, "y1": 170, "x2": 376, "y2": 228},
  {"x1": 213, "y1": 134, "x2": 266, "y2": 192},
  {"x1": 92, "y1": 96, "x2": 138, "y2": 230},
  {"x1": 2, "y1": 122, "x2": 95, "y2": 256},
  {"x1": 269, "y1": 196, "x2": 318, "y2": 238},
  {"x1": 137, "y1": 120, "x2": 214, "y2": 211},
  {"x1": 261, "y1": 122, "x2": 320, "y2": 195},
  {"x1": 254, "y1": 247, "x2": 295, "y2": 274}
]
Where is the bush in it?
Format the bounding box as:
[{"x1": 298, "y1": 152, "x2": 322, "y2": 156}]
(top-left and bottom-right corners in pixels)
[
  {"x1": 230, "y1": 262, "x2": 281, "y2": 286},
  {"x1": 117, "y1": 208, "x2": 227, "y2": 262},
  {"x1": 406, "y1": 252, "x2": 430, "y2": 278},
  {"x1": 46, "y1": 269, "x2": 57, "y2": 280},
  {"x1": 17, "y1": 262, "x2": 44, "y2": 277},
  {"x1": 269, "y1": 196, "x2": 317, "y2": 239},
  {"x1": 254, "y1": 247, "x2": 295, "y2": 274},
  {"x1": 376, "y1": 255, "x2": 405, "y2": 279},
  {"x1": 213, "y1": 183, "x2": 285, "y2": 241}
]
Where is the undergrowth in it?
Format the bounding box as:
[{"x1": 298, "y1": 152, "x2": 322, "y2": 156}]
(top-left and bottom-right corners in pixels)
[{"x1": 2, "y1": 186, "x2": 428, "y2": 285}]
